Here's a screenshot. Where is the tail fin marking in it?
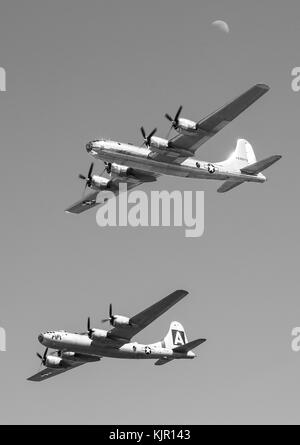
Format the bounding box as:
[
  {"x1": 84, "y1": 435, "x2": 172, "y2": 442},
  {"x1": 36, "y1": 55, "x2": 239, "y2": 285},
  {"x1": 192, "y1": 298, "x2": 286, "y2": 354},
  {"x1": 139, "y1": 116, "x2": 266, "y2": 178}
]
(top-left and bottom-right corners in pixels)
[
  {"x1": 162, "y1": 321, "x2": 188, "y2": 349},
  {"x1": 220, "y1": 139, "x2": 256, "y2": 170}
]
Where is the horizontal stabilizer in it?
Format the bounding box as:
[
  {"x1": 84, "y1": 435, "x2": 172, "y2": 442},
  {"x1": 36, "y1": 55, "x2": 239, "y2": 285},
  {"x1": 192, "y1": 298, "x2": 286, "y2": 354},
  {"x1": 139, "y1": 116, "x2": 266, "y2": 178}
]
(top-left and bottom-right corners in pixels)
[
  {"x1": 240, "y1": 155, "x2": 282, "y2": 175},
  {"x1": 217, "y1": 180, "x2": 244, "y2": 193},
  {"x1": 173, "y1": 338, "x2": 206, "y2": 353}
]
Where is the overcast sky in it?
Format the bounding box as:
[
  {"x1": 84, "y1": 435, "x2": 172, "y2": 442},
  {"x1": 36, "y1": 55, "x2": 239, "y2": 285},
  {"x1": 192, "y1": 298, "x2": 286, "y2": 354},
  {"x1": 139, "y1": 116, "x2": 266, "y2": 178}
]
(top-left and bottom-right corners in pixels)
[{"x1": 0, "y1": 0, "x2": 299, "y2": 424}]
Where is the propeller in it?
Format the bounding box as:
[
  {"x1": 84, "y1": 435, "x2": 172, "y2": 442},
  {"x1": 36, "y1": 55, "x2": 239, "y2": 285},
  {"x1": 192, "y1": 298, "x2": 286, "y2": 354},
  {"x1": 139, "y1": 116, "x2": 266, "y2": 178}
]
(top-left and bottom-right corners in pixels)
[
  {"x1": 101, "y1": 303, "x2": 116, "y2": 326},
  {"x1": 87, "y1": 316, "x2": 94, "y2": 339},
  {"x1": 140, "y1": 126, "x2": 157, "y2": 148},
  {"x1": 165, "y1": 105, "x2": 183, "y2": 138},
  {"x1": 104, "y1": 161, "x2": 112, "y2": 174},
  {"x1": 36, "y1": 348, "x2": 48, "y2": 366},
  {"x1": 78, "y1": 162, "x2": 94, "y2": 196}
]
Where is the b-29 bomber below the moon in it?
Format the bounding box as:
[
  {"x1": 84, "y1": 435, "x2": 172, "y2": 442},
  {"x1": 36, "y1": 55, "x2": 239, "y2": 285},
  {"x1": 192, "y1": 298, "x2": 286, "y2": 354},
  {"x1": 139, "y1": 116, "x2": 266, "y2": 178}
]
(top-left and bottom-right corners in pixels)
[{"x1": 66, "y1": 84, "x2": 281, "y2": 214}]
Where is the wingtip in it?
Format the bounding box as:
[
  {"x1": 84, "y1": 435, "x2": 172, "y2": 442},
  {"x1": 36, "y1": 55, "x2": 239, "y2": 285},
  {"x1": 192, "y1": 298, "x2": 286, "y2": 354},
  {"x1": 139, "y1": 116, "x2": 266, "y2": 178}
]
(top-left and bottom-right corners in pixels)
[
  {"x1": 177, "y1": 289, "x2": 189, "y2": 297},
  {"x1": 256, "y1": 83, "x2": 270, "y2": 91},
  {"x1": 270, "y1": 154, "x2": 282, "y2": 164}
]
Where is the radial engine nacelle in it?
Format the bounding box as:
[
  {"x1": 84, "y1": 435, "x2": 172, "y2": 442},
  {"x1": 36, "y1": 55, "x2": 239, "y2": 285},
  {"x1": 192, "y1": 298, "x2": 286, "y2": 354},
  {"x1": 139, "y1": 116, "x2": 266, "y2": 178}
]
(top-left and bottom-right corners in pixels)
[
  {"x1": 175, "y1": 118, "x2": 198, "y2": 135},
  {"x1": 90, "y1": 175, "x2": 111, "y2": 191},
  {"x1": 90, "y1": 329, "x2": 108, "y2": 340},
  {"x1": 150, "y1": 136, "x2": 170, "y2": 150},
  {"x1": 111, "y1": 315, "x2": 131, "y2": 327},
  {"x1": 45, "y1": 356, "x2": 67, "y2": 369},
  {"x1": 164, "y1": 105, "x2": 198, "y2": 135},
  {"x1": 149, "y1": 136, "x2": 192, "y2": 156},
  {"x1": 109, "y1": 163, "x2": 134, "y2": 177}
]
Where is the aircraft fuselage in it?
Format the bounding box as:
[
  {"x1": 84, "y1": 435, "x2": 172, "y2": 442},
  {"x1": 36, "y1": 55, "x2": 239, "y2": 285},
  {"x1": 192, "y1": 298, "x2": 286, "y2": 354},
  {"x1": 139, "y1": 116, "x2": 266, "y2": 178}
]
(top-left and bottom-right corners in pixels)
[
  {"x1": 86, "y1": 139, "x2": 266, "y2": 184},
  {"x1": 39, "y1": 331, "x2": 194, "y2": 361}
]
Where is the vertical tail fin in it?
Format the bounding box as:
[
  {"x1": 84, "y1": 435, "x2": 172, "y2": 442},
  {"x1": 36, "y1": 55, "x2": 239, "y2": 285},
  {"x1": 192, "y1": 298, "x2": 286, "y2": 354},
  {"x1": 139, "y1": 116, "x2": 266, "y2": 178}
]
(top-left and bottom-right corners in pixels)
[
  {"x1": 162, "y1": 321, "x2": 188, "y2": 349},
  {"x1": 220, "y1": 139, "x2": 256, "y2": 170}
]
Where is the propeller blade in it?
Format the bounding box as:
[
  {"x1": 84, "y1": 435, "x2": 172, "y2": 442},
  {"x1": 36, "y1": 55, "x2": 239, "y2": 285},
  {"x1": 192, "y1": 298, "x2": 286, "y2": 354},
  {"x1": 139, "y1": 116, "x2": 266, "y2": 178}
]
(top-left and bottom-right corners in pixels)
[
  {"x1": 102, "y1": 303, "x2": 114, "y2": 325},
  {"x1": 37, "y1": 348, "x2": 48, "y2": 365},
  {"x1": 164, "y1": 105, "x2": 183, "y2": 137},
  {"x1": 87, "y1": 316, "x2": 93, "y2": 339},
  {"x1": 80, "y1": 163, "x2": 94, "y2": 198},
  {"x1": 148, "y1": 128, "x2": 157, "y2": 140},
  {"x1": 140, "y1": 127, "x2": 146, "y2": 140},
  {"x1": 174, "y1": 105, "x2": 183, "y2": 122},
  {"x1": 140, "y1": 127, "x2": 157, "y2": 148},
  {"x1": 87, "y1": 163, "x2": 94, "y2": 179},
  {"x1": 43, "y1": 348, "x2": 48, "y2": 362}
]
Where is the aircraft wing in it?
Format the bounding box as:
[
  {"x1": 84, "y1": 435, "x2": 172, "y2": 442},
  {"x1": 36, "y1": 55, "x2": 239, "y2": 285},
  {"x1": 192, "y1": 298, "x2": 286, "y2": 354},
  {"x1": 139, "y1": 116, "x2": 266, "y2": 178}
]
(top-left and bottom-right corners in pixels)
[
  {"x1": 65, "y1": 169, "x2": 158, "y2": 214},
  {"x1": 154, "y1": 358, "x2": 174, "y2": 366},
  {"x1": 65, "y1": 190, "x2": 101, "y2": 214},
  {"x1": 27, "y1": 362, "x2": 86, "y2": 382},
  {"x1": 168, "y1": 84, "x2": 269, "y2": 156},
  {"x1": 108, "y1": 289, "x2": 188, "y2": 342}
]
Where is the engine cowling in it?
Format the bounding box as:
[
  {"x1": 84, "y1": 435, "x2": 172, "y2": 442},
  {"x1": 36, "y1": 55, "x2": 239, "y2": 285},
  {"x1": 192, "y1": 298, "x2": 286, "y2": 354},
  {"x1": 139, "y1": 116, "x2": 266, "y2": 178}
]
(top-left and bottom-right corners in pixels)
[
  {"x1": 90, "y1": 175, "x2": 111, "y2": 191},
  {"x1": 110, "y1": 163, "x2": 133, "y2": 177},
  {"x1": 176, "y1": 118, "x2": 197, "y2": 134},
  {"x1": 112, "y1": 315, "x2": 131, "y2": 327},
  {"x1": 60, "y1": 352, "x2": 99, "y2": 363},
  {"x1": 90, "y1": 329, "x2": 108, "y2": 340},
  {"x1": 61, "y1": 351, "x2": 75, "y2": 360},
  {"x1": 45, "y1": 356, "x2": 66, "y2": 369},
  {"x1": 149, "y1": 136, "x2": 169, "y2": 150}
]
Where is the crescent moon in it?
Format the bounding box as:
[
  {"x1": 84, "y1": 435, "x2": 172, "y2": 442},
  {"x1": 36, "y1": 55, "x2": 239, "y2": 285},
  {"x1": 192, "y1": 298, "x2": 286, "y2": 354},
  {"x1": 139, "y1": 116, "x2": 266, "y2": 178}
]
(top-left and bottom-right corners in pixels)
[{"x1": 212, "y1": 20, "x2": 230, "y2": 33}]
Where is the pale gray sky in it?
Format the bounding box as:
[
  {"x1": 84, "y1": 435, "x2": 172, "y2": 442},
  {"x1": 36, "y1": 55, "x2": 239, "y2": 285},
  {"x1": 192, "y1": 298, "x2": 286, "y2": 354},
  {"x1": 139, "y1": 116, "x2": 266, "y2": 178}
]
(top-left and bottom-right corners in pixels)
[{"x1": 0, "y1": 0, "x2": 299, "y2": 424}]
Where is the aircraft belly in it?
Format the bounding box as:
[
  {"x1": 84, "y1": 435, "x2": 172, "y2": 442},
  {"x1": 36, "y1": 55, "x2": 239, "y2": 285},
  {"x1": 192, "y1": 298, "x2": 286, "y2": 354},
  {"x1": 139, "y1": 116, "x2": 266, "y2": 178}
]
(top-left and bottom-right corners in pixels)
[
  {"x1": 94, "y1": 151, "x2": 265, "y2": 183},
  {"x1": 96, "y1": 349, "x2": 163, "y2": 360},
  {"x1": 97, "y1": 151, "x2": 223, "y2": 180}
]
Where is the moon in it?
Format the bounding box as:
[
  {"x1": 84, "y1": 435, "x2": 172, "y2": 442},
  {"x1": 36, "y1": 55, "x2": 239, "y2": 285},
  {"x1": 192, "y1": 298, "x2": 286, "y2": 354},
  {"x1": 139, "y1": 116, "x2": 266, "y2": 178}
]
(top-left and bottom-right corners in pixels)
[{"x1": 212, "y1": 20, "x2": 230, "y2": 34}]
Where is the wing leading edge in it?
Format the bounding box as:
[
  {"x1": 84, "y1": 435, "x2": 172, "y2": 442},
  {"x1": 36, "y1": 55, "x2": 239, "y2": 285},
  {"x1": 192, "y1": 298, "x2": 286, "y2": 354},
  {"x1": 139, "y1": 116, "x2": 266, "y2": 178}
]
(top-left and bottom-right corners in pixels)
[
  {"x1": 65, "y1": 170, "x2": 158, "y2": 214},
  {"x1": 27, "y1": 362, "x2": 86, "y2": 382},
  {"x1": 108, "y1": 289, "x2": 189, "y2": 342},
  {"x1": 169, "y1": 84, "x2": 270, "y2": 155}
]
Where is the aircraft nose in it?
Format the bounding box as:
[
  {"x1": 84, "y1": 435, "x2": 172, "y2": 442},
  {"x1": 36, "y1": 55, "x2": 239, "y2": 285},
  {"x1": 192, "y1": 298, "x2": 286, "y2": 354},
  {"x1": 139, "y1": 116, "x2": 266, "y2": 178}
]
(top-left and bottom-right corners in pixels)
[
  {"x1": 86, "y1": 142, "x2": 93, "y2": 152},
  {"x1": 38, "y1": 333, "x2": 44, "y2": 344}
]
